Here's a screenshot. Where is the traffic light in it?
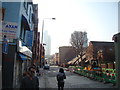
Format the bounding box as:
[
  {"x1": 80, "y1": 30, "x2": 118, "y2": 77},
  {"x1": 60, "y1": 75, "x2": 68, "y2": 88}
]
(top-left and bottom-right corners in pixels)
[{"x1": 42, "y1": 56, "x2": 44, "y2": 58}]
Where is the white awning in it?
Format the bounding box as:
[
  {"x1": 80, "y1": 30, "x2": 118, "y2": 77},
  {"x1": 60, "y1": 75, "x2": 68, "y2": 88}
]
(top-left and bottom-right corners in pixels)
[{"x1": 17, "y1": 40, "x2": 32, "y2": 58}]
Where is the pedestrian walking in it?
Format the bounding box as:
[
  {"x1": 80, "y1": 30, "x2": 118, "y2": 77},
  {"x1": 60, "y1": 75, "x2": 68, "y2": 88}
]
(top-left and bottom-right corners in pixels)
[
  {"x1": 56, "y1": 68, "x2": 66, "y2": 90},
  {"x1": 36, "y1": 66, "x2": 40, "y2": 76},
  {"x1": 32, "y1": 64, "x2": 38, "y2": 76},
  {"x1": 20, "y1": 67, "x2": 39, "y2": 90}
]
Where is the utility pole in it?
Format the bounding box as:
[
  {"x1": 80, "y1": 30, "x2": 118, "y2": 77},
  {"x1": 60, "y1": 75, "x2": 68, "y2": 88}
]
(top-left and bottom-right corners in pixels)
[{"x1": 113, "y1": 33, "x2": 120, "y2": 90}]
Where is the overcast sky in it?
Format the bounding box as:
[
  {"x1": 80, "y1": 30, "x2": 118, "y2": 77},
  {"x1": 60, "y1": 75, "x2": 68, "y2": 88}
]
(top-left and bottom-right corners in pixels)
[{"x1": 33, "y1": 0, "x2": 118, "y2": 55}]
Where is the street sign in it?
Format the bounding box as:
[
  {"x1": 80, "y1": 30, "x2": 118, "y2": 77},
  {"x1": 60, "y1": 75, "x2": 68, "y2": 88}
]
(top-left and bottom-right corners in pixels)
[{"x1": 2, "y1": 35, "x2": 9, "y2": 54}]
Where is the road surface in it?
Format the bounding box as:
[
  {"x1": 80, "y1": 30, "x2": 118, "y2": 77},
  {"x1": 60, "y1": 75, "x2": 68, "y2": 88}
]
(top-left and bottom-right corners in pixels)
[{"x1": 38, "y1": 66, "x2": 116, "y2": 89}]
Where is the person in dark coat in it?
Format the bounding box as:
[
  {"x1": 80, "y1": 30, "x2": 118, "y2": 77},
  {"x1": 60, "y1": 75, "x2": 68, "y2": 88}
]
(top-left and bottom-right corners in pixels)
[
  {"x1": 56, "y1": 68, "x2": 66, "y2": 90},
  {"x1": 36, "y1": 66, "x2": 40, "y2": 76},
  {"x1": 20, "y1": 67, "x2": 39, "y2": 90}
]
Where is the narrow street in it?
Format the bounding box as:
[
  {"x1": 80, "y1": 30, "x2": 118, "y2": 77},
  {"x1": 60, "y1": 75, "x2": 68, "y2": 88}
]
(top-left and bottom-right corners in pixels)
[
  {"x1": 38, "y1": 66, "x2": 116, "y2": 89},
  {"x1": 1, "y1": 1, "x2": 120, "y2": 90}
]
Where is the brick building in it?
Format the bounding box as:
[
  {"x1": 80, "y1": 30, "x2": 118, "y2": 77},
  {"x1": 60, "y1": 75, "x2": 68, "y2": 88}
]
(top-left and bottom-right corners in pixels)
[
  {"x1": 86, "y1": 41, "x2": 115, "y2": 64},
  {"x1": 59, "y1": 46, "x2": 76, "y2": 66},
  {"x1": 32, "y1": 4, "x2": 40, "y2": 65},
  {"x1": 53, "y1": 53, "x2": 59, "y2": 65}
]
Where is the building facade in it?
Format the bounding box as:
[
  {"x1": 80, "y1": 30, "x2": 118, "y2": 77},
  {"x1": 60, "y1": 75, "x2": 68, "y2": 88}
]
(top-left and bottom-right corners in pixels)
[
  {"x1": 1, "y1": 0, "x2": 37, "y2": 88},
  {"x1": 32, "y1": 4, "x2": 40, "y2": 66},
  {"x1": 59, "y1": 46, "x2": 76, "y2": 66},
  {"x1": 43, "y1": 30, "x2": 51, "y2": 57},
  {"x1": 53, "y1": 53, "x2": 59, "y2": 65},
  {"x1": 113, "y1": 32, "x2": 120, "y2": 88},
  {"x1": 86, "y1": 41, "x2": 115, "y2": 64}
]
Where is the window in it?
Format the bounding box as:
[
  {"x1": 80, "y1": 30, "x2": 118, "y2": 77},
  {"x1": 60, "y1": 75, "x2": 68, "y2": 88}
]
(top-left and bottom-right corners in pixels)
[
  {"x1": 20, "y1": 24, "x2": 24, "y2": 40},
  {"x1": 29, "y1": 8, "x2": 32, "y2": 23},
  {"x1": 24, "y1": 0, "x2": 27, "y2": 9},
  {"x1": 20, "y1": 21, "x2": 25, "y2": 42},
  {"x1": 23, "y1": 29, "x2": 26, "y2": 42},
  {"x1": 0, "y1": 8, "x2": 5, "y2": 21},
  {"x1": 24, "y1": 0, "x2": 28, "y2": 15}
]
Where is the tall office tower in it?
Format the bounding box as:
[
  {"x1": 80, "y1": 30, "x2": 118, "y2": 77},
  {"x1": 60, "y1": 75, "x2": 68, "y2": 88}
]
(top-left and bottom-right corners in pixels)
[{"x1": 43, "y1": 30, "x2": 51, "y2": 57}]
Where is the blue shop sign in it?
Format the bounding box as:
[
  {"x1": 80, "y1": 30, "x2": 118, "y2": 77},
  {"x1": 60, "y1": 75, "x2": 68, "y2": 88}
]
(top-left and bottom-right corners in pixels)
[
  {"x1": 25, "y1": 30, "x2": 33, "y2": 50},
  {"x1": 2, "y1": 37, "x2": 9, "y2": 54}
]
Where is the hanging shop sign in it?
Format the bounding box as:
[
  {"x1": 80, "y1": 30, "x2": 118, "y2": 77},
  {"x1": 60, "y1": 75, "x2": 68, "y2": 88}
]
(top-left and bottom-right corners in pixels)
[{"x1": 25, "y1": 30, "x2": 34, "y2": 50}]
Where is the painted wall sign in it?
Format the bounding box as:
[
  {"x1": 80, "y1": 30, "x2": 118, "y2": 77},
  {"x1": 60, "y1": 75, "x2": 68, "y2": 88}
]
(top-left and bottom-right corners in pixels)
[{"x1": 0, "y1": 21, "x2": 18, "y2": 42}]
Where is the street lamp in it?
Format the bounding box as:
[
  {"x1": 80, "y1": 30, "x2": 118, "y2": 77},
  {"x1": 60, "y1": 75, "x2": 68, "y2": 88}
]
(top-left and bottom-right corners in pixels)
[
  {"x1": 40, "y1": 18, "x2": 56, "y2": 68},
  {"x1": 41, "y1": 18, "x2": 56, "y2": 45}
]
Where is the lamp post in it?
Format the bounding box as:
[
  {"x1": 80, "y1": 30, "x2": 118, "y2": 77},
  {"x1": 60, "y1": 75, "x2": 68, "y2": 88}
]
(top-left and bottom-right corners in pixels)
[{"x1": 40, "y1": 18, "x2": 56, "y2": 68}]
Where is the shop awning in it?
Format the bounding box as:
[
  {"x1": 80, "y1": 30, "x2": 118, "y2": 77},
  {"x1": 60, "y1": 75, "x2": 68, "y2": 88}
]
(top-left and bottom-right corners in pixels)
[{"x1": 18, "y1": 53, "x2": 27, "y2": 60}]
